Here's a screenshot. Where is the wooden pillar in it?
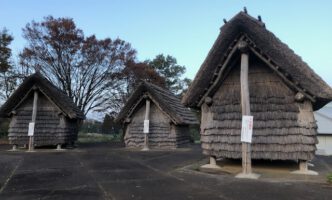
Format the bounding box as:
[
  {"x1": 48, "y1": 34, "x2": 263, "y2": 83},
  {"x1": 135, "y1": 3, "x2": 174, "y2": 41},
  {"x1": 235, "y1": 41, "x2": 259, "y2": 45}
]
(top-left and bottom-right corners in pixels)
[
  {"x1": 10, "y1": 112, "x2": 18, "y2": 151},
  {"x1": 239, "y1": 41, "x2": 252, "y2": 174},
  {"x1": 12, "y1": 144, "x2": 17, "y2": 151},
  {"x1": 28, "y1": 88, "x2": 38, "y2": 151},
  {"x1": 210, "y1": 156, "x2": 217, "y2": 166},
  {"x1": 299, "y1": 161, "x2": 308, "y2": 172},
  {"x1": 290, "y1": 160, "x2": 318, "y2": 175},
  {"x1": 56, "y1": 144, "x2": 62, "y2": 150},
  {"x1": 142, "y1": 99, "x2": 150, "y2": 151}
]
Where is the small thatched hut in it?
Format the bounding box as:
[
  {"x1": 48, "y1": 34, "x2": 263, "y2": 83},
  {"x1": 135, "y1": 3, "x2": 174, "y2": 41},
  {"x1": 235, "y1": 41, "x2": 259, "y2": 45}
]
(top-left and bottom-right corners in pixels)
[
  {"x1": 0, "y1": 73, "x2": 85, "y2": 148},
  {"x1": 116, "y1": 82, "x2": 198, "y2": 149},
  {"x1": 182, "y1": 12, "x2": 332, "y2": 162}
]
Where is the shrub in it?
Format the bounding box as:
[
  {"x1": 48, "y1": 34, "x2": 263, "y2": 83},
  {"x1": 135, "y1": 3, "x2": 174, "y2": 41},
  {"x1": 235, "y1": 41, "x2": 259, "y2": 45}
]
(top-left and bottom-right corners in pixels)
[
  {"x1": 327, "y1": 173, "x2": 332, "y2": 184},
  {"x1": 0, "y1": 118, "x2": 9, "y2": 139},
  {"x1": 189, "y1": 125, "x2": 200, "y2": 143}
]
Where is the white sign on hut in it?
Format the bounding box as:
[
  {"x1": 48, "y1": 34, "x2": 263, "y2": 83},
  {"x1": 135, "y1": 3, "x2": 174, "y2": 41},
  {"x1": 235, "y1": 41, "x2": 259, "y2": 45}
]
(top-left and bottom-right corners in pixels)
[
  {"x1": 0, "y1": 73, "x2": 85, "y2": 150},
  {"x1": 182, "y1": 11, "x2": 332, "y2": 174},
  {"x1": 241, "y1": 116, "x2": 253, "y2": 143}
]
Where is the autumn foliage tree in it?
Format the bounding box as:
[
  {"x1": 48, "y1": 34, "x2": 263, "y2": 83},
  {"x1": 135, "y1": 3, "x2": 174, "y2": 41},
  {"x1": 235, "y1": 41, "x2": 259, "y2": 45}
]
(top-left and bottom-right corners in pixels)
[
  {"x1": 19, "y1": 16, "x2": 136, "y2": 115},
  {"x1": 98, "y1": 61, "x2": 166, "y2": 116},
  {"x1": 122, "y1": 61, "x2": 165, "y2": 95}
]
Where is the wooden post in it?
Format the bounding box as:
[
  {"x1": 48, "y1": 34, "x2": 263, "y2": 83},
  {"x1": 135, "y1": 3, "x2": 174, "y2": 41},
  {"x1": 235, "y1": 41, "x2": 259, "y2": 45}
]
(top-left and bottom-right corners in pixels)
[
  {"x1": 291, "y1": 160, "x2": 318, "y2": 175},
  {"x1": 28, "y1": 89, "x2": 38, "y2": 151},
  {"x1": 239, "y1": 41, "x2": 252, "y2": 174},
  {"x1": 210, "y1": 156, "x2": 217, "y2": 166},
  {"x1": 142, "y1": 99, "x2": 150, "y2": 151}
]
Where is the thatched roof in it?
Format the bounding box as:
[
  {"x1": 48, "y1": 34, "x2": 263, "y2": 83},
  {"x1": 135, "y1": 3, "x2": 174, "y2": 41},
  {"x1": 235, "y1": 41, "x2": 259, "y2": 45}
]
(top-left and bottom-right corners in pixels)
[
  {"x1": 116, "y1": 82, "x2": 198, "y2": 125},
  {"x1": 0, "y1": 72, "x2": 85, "y2": 119},
  {"x1": 182, "y1": 11, "x2": 332, "y2": 111}
]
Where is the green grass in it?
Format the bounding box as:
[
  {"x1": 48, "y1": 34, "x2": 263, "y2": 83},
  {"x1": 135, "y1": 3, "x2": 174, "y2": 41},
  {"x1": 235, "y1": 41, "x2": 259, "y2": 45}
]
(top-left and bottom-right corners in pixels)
[
  {"x1": 327, "y1": 173, "x2": 332, "y2": 184},
  {"x1": 78, "y1": 132, "x2": 122, "y2": 143}
]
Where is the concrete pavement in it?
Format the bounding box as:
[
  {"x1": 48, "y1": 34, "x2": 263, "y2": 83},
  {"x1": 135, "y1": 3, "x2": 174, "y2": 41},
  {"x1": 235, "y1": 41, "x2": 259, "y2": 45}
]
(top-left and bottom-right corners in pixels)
[{"x1": 0, "y1": 143, "x2": 331, "y2": 200}]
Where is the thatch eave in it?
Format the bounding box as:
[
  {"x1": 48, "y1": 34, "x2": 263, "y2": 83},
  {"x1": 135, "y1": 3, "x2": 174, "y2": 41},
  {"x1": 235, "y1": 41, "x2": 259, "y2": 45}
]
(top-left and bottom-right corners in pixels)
[
  {"x1": 116, "y1": 82, "x2": 199, "y2": 125},
  {"x1": 0, "y1": 73, "x2": 85, "y2": 120}
]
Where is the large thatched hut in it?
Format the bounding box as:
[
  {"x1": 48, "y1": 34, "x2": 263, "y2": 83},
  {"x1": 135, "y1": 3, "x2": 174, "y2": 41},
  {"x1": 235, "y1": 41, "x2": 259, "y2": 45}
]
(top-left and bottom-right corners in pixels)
[
  {"x1": 182, "y1": 12, "x2": 332, "y2": 163},
  {"x1": 0, "y1": 73, "x2": 85, "y2": 149},
  {"x1": 116, "y1": 82, "x2": 198, "y2": 149}
]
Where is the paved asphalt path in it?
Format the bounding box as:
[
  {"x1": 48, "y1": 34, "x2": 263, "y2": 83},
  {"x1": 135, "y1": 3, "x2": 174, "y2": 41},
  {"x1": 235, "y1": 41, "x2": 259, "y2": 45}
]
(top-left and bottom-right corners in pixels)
[{"x1": 0, "y1": 143, "x2": 331, "y2": 200}]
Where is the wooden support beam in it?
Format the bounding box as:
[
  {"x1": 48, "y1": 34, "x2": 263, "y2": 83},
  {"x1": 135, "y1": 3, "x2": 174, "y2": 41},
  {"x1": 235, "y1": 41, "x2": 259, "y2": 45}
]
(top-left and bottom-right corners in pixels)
[
  {"x1": 142, "y1": 99, "x2": 150, "y2": 151},
  {"x1": 291, "y1": 160, "x2": 318, "y2": 175},
  {"x1": 28, "y1": 89, "x2": 38, "y2": 152},
  {"x1": 210, "y1": 156, "x2": 217, "y2": 166},
  {"x1": 56, "y1": 144, "x2": 62, "y2": 150},
  {"x1": 145, "y1": 99, "x2": 150, "y2": 122},
  {"x1": 239, "y1": 41, "x2": 252, "y2": 175}
]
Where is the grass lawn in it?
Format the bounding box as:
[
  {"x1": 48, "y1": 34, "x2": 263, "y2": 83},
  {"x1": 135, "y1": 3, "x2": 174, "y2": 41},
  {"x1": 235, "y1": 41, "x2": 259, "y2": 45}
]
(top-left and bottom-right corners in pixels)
[{"x1": 78, "y1": 132, "x2": 122, "y2": 143}]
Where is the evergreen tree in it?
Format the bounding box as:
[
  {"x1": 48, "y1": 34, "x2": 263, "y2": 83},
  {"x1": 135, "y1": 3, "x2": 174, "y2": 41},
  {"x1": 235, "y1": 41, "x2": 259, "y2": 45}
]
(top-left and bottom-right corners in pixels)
[
  {"x1": 0, "y1": 28, "x2": 13, "y2": 72},
  {"x1": 101, "y1": 114, "x2": 113, "y2": 134},
  {"x1": 147, "y1": 54, "x2": 191, "y2": 95}
]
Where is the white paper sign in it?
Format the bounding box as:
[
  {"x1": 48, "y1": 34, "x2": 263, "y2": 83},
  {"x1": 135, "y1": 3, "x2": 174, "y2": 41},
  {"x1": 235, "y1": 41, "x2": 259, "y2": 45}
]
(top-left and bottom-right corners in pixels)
[
  {"x1": 28, "y1": 122, "x2": 35, "y2": 136},
  {"x1": 143, "y1": 120, "x2": 149, "y2": 134},
  {"x1": 241, "y1": 115, "x2": 253, "y2": 143}
]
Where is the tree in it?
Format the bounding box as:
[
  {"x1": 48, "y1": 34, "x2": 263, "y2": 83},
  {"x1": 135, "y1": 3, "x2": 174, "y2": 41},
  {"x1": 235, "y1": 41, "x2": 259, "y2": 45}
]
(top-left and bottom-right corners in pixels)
[
  {"x1": 101, "y1": 114, "x2": 121, "y2": 134},
  {"x1": 0, "y1": 28, "x2": 13, "y2": 72},
  {"x1": 19, "y1": 16, "x2": 137, "y2": 116},
  {"x1": 122, "y1": 61, "x2": 165, "y2": 95},
  {"x1": 0, "y1": 28, "x2": 17, "y2": 103},
  {"x1": 0, "y1": 70, "x2": 17, "y2": 102},
  {"x1": 180, "y1": 77, "x2": 192, "y2": 97},
  {"x1": 147, "y1": 54, "x2": 188, "y2": 94},
  {"x1": 96, "y1": 61, "x2": 166, "y2": 116},
  {"x1": 101, "y1": 114, "x2": 112, "y2": 134},
  {"x1": 80, "y1": 119, "x2": 102, "y2": 133}
]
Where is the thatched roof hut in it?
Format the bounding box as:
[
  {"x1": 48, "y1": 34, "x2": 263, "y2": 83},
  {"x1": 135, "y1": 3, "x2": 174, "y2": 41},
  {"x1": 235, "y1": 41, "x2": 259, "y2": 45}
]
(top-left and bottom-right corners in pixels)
[
  {"x1": 182, "y1": 12, "x2": 332, "y2": 161},
  {"x1": 0, "y1": 72, "x2": 84, "y2": 148},
  {"x1": 116, "y1": 82, "x2": 198, "y2": 149}
]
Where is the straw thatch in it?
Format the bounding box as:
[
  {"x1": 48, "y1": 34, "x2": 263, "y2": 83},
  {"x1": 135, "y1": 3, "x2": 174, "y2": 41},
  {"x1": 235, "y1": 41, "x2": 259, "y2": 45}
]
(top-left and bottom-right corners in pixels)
[
  {"x1": 182, "y1": 12, "x2": 331, "y2": 161},
  {"x1": 116, "y1": 82, "x2": 198, "y2": 149},
  {"x1": 182, "y1": 11, "x2": 332, "y2": 111},
  {"x1": 0, "y1": 73, "x2": 84, "y2": 146}
]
